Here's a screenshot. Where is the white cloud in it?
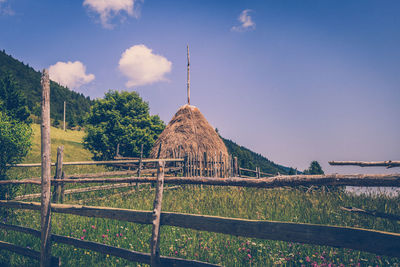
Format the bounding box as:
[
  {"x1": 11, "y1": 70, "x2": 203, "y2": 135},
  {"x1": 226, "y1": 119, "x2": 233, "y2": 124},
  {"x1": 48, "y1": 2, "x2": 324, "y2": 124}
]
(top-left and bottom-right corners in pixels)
[
  {"x1": 0, "y1": 0, "x2": 15, "y2": 16},
  {"x1": 119, "y1": 44, "x2": 172, "y2": 87},
  {"x1": 83, "y1": 0, "x2": 142, "y2": 29},
  {"x1": 49, "y1": 61, "x2": 95, "y2": 89},
  {"x1": 231, "y1": 9, "x2": 255, "y2": 32}
]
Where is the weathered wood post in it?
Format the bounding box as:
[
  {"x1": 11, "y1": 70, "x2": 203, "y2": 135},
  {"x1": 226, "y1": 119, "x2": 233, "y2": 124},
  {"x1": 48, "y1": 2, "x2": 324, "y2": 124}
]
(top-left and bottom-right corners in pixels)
[
  {"x1": 136, "y1": 144, "x2": 144, "y2": 190},
  {"x1": 183, "y1": 154, "x2": 188, "y2": 177},
  {"x1": 257, "y1": 167, "x2": 260, "y2": 178},
  {"x1": 199, "y1": 152, "x2": 203, "y2": 177},
  {"x1": 234, "y1": 157, "x2": 238, "y2": 177},
  {"x1": 52, "y1": 146, "x2": 64, "y2": 203},
  {"x1": 63, "y1": 101, "x2": 66, "y2": 131},
  {"x1": 219, "y1": 152, "x2": 223, "y2": 178},
  {"x1": 203, "y1": 152, "x2": 207, "y2": 177},
  {"x1": 40, "y1": 69, "x2": 52, "y2": 267},
  {"x1": 150, "y1": 160, "x2": 165, "y2": 267},
  {"x1": 214, "y1": 152, "x2": 217, "y2": 178}
]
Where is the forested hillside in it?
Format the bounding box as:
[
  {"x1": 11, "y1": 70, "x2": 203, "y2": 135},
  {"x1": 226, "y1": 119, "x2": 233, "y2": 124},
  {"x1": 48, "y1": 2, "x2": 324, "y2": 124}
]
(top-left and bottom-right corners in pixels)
[
  {"x1": 0, "y1": 50, "x2": 92, "y2": 125},
  {"x1": 222, "y1": 137, "x2": 295, "y2": 175}
]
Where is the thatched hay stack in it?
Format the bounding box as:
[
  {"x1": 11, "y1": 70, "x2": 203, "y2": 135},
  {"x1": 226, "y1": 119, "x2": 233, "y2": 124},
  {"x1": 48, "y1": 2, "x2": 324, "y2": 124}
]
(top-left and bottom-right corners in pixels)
[{"x1": 150, "y1": 104, "x2": 228, "y2": 159}]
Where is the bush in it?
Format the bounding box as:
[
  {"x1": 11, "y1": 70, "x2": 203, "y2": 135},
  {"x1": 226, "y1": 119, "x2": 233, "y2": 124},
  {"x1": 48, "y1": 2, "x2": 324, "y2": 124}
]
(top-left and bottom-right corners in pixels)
[
  {"x1": 0, "y1": 111, "x2": 32, "y2": 199},
  {"x1": 84, "y1": 90, "x2": 165, "y2": 160}
]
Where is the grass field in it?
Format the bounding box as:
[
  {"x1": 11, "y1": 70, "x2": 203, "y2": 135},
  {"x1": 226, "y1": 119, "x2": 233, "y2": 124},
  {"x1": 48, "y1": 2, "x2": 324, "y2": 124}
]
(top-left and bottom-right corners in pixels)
[{"x1": 1, "y1": 125, "x2": 399, "y2": 266}]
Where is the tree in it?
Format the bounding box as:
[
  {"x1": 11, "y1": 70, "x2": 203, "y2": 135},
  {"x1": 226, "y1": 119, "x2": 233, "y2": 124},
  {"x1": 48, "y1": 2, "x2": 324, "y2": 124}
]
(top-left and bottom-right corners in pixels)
[
  {"x1": 0, "y1": 111, "x2": 32, "y2": 199},
  {"x1": 303, "y1": 161, "x2": 324, "y2": 175},
  {"x1": 0, "y1": 74, "x2": 30, "y2": 123},
  {"x1": 84, "y1": 90, "x2": 165, "y2": 160}
]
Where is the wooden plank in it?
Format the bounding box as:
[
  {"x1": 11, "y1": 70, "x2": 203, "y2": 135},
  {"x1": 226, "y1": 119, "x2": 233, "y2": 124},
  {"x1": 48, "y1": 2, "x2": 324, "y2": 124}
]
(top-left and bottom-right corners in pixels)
[
  {"x1": 40, "y1": 69, "x2": 52, "y2": 267},
  {"x1": 329, "y1": 160, "x2": 400, "y2": 168},
  {"x1": 151, "y1": 161, "x2": 165, "y2": 266},
  {"x1": 1, "y1": 201, "x2": 400, "y2": 257},
  {"x1": 0, "y1": 240, "x2": 60, "y2": 266},
  {"x1": 53, "y1": 146, "x2": 64, "y2": 203},
  {"x1": 0, "y1": 223, "x2": 219, "y2": 267}
]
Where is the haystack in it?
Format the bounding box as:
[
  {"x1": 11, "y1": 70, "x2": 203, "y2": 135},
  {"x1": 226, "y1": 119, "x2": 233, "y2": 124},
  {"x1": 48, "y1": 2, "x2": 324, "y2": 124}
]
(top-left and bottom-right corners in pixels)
[{"x1": 150, "y1": 104, "x2": 228, "y2": 159}]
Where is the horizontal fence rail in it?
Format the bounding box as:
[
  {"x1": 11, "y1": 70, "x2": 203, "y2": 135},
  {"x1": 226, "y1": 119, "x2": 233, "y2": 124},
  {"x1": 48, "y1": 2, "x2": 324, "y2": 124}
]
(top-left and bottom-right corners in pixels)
[
  {"x1": 0, "y1": 223, "x2": 218, "y2": 267},
  {"x1": 2, "y1": 174, "x2": 400, "y2": 188},
  {"x1": 7, "y1": 158, "x2": 184, "y2": 168},
  {"x1": 329, "y1": 160, "x2": 400, "y2": 168},
  {"x1": 0, "y1": 201, "x2": 399, "y2": 258},
  {"x1": 0, "y1": 240, "x2": 60, "y2": 265}
]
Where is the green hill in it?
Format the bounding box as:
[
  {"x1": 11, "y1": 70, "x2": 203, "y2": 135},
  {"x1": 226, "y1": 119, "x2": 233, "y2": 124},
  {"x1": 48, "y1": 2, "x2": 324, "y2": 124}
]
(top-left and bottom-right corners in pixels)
[
  {"x1": 0, "y1": 49, "x2": 92, "y2": 125},
  {"x1": 222, "y1": 137, "x2": 295, "y2": 175}
]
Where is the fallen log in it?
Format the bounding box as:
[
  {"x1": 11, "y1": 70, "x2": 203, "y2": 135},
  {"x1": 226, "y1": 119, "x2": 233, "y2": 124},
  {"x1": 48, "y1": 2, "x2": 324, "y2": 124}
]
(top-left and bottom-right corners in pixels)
[{"x1": 329, "y1": 161, "x2": 400, "y2": 168}]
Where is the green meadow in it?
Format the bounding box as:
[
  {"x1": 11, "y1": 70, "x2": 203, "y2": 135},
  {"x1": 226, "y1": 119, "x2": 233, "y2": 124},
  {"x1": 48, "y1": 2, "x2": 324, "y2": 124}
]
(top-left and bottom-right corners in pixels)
[{"x1": 1, "y1": 125, "x2": 399, "y2": 266}]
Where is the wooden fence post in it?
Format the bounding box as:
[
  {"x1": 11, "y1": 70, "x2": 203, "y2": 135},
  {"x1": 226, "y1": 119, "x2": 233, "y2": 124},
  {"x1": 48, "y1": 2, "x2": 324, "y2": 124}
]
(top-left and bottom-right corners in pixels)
[
  {"x1": 137, "y1": 144, "x2": 144, "y2": 190},
  {"x1": 52, "y1": 146, "x2": 64, "y2": 203},
  {"x1": 150, "y1": 161, "x2": 165, "y2": 267},
  {"x1": 234, "y1": 157, "x2": 238, "y2": 177},
  {"x1": 203, "y1": 152, "x2": 207, "y2": 177},
  {"x1": 59, "y1": 172, "x2": 65, "y2": 204},
  {"x1": 257, "y1": 167, "x2": 260, "y2": 178},
  {"x1": 183, "y1": 154, "x2": 188, "y2": 177},
  {"x1": 40, "y1": 69, "x2": 52, "y2": 267}
]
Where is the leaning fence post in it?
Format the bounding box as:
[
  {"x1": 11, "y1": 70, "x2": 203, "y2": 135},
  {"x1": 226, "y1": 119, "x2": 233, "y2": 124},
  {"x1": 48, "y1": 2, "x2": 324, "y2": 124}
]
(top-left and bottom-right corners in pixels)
[
  {"x1": 150, "y1": 161, "x2": 165, "y2": 267},
  {"x1": 40, "y1": 69, "x2": 52, "y2": 267},
  {"x1": 53, "y1": 146, "x2": 64, "y2": 203}
]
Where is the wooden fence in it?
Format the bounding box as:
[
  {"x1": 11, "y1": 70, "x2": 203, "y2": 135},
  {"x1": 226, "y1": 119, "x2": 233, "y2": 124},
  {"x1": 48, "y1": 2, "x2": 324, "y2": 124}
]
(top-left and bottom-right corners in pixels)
[{"x1": 1, "y1": 70, "x2": 400, "y2": 266}]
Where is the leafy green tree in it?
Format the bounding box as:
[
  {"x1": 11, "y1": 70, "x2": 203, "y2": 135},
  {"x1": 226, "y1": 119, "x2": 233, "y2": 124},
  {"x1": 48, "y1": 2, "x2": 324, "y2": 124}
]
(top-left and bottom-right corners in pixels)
[
  {"x1": 84, "y1": 90, "x2": 165, "y2": 160},
  {"x1": 303, "y1": 161, "x2": 324, "y2": 175},
  {"x1": 0, "y1": 74, "x2": 30, "y2": 122},
  {"x1": 0, "y1": 111, "x2": 32, "y2": 199}
]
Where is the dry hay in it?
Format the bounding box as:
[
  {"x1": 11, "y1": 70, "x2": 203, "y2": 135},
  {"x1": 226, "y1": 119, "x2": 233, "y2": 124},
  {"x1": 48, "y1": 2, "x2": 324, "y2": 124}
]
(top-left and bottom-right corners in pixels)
[{"x1": 150, "y1": 104, "x2": 228, "y2": 159}]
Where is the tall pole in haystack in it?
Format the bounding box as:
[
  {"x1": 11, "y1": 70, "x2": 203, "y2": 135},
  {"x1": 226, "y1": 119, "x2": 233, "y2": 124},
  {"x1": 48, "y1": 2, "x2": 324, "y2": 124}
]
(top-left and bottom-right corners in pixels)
[
  {"x1": 187, "y1": 44, "x2": 190, "y2": 105},
  {"x1": 40, "y1": 69, "x2": 52, "y2": 267}
]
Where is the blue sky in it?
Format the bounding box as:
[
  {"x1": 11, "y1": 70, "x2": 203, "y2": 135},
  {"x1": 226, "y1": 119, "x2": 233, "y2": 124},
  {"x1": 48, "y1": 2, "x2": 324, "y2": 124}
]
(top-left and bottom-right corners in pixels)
[{"x1": 1, "y1": 0, "x2": 399, "y2": 173}]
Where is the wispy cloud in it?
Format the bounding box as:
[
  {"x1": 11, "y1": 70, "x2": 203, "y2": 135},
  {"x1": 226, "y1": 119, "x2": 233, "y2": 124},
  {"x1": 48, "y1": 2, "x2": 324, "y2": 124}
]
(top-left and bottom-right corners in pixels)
[
  {"x1": 83, "y1": 0, "x2": 143, "y2": 29},
  {"x1": 49, "y1": 61, "x2": 95, "y2": 89},
  {"x1": 0, "y1": 0, "x2": 15, "y2": 16},
  {"x1": 119, "y1": 44, "x2": 172, "y2": 87},
  {"x1": 231, "y1": 9, "x2": 255, "y2": 32}
]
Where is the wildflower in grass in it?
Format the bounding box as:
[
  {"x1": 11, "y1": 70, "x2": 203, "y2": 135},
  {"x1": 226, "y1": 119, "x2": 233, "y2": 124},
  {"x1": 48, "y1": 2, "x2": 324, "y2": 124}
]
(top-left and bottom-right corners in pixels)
[
  {"x1": 195, "y1": 253, "x2": 198, "y2": 257},
  {"x1": 91, "y1": 225, "x2": 96, "y2": 229},
  {"x1": 81, "y1": 236, "x2": 85, "y2": 240},
  {"x1": 175, "y1": 251, "x2": 178, "y2": 255},
  {"x1": 102, "y1": 234, "x2": 106, "y2": 238},
  {"x1": 306, "y1": 256, "x2": 311, "y2": 262},
  {"x1": 247, "y1": 254, "x2": 252, "y2": 259}
]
